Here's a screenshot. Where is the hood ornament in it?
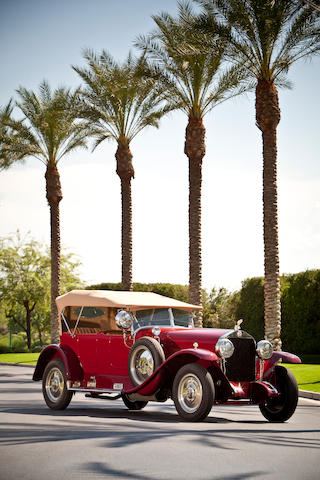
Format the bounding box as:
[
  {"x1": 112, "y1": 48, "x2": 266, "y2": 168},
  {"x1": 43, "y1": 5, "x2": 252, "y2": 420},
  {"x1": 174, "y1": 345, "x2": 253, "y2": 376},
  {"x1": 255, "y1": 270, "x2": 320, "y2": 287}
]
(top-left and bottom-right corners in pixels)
[{"x1": 234, "y1": 319, "x2": 243, "y2": 337}]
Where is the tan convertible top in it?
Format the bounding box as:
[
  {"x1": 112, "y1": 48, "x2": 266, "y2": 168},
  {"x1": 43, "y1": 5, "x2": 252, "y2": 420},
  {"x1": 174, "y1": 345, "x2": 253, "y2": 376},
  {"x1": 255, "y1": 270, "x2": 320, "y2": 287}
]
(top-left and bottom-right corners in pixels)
[{"x1": 56, "y1": 290, "x2": 202, "y2": 315}]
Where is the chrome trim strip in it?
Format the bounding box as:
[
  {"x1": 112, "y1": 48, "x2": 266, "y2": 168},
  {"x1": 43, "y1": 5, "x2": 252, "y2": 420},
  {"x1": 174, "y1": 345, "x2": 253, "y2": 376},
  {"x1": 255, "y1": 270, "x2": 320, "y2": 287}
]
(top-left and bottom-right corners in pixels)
[{"x1": 68, "y1": 387, "x2": 122, "y2": 393}]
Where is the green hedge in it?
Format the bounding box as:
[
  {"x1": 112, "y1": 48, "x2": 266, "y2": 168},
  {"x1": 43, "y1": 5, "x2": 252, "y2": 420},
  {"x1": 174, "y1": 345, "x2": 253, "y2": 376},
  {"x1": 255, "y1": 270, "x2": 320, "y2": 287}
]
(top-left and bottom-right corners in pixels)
[
  {"x1": 235, "y1": 270, "x2": 320, "y2": 355},
  {"x1": 281, "y1": 270, "x2": 320, "y2": 354}
]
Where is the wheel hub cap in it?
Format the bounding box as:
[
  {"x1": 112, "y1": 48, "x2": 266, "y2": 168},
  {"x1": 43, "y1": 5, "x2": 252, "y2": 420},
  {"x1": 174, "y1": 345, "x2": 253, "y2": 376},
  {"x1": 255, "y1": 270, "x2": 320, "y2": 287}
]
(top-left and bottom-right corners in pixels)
[
  {"x1": 46, "y1": 368, "x2": 64, "y2": 402},
  {"x1": 178, "y1": 373, "x2": 203, "y2": 413},
  {"x1": 130, "y1": 346, "x2": 155, "y2": 385}
]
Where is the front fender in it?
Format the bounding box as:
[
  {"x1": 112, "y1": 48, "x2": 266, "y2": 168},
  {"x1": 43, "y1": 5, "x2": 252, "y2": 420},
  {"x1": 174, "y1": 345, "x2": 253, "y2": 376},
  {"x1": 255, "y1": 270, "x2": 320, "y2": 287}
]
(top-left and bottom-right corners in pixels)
[
  {"x1": 124, "y1": 348, "x2": 218, "y2": 397},
  {"x1": 264, "y1": 350, "x2": 301, "y2": 378},
  {"x1": 33, "y1": 344, "x2": 83, "y2": 382}
]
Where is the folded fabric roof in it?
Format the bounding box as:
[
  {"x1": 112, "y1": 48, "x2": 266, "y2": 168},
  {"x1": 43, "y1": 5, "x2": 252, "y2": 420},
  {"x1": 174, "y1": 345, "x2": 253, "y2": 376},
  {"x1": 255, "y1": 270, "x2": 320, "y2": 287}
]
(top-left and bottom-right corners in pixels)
[{"x1": 56, "y1": 290, "x2": 202, "y2": 314}]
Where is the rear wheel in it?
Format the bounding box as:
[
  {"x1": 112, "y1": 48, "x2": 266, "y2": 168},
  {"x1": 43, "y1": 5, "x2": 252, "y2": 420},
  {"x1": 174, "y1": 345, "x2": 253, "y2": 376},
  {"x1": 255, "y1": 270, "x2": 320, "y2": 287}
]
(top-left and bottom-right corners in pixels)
[
  {"x1": 259, "y1": 366, "x2": 298, "y2": 422},
  {"x1": 42, "y1": 359, "x2": 73, "y2": 410},
  {"x1": 172, "y1": 363, "x2": 214, "y2": 422},
  {"x1": 122, "y1": 394, "x2": 148, "y2": 411}
]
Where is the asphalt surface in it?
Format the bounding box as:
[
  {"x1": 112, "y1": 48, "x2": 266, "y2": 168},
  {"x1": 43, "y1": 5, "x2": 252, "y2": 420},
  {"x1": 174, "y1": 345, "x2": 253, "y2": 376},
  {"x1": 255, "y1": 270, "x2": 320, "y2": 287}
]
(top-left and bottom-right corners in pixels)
[{"x1": 0, "y1": 365, "x2": 319, "y2": 480}]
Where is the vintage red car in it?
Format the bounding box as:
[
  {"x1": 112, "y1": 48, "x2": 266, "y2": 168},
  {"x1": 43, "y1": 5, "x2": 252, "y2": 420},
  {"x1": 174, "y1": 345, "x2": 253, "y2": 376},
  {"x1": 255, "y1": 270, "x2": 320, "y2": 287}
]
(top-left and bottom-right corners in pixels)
[{"x1": 33, "y1": 290, "x2": 301, "y2": 422}]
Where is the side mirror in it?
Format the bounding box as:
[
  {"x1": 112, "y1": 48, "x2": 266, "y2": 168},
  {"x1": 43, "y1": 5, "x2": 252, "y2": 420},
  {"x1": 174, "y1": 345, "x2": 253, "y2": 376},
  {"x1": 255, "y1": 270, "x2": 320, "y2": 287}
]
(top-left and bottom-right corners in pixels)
[{"x1": 115, "y1": 310, "x2": 134, "y2": 330}]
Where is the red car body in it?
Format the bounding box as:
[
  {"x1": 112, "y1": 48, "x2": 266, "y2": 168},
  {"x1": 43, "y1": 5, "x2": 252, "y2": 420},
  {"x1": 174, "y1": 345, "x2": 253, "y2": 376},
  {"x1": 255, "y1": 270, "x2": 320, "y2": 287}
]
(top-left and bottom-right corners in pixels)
[{"x1": 33, "y1": 290, "x2": 301, "y2": 422}]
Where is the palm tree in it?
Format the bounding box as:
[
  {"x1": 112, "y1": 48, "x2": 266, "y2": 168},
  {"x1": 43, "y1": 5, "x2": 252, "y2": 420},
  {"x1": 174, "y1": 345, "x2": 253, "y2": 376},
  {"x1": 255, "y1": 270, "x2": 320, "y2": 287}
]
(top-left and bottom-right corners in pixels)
[
  {"x1": 136, "y1": 2, "x2": 248, "y2": 326},
  {"x1": 0, "y1": 81, "x2": 93, "y2": 343},
  {"x1": 73, "y1": 51, "x2": 167, "y2": 291},
  {"x1": 0, "y1": 100, "x2": 24, "y2": 167},
  {"x1": 199, "y1": 0, "x2": 320, "y2": 348}
]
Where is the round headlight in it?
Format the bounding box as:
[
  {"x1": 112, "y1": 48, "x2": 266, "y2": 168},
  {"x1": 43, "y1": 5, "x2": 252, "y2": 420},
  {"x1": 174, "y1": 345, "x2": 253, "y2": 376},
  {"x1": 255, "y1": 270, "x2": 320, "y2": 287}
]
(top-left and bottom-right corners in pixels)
[
  {"x1": 215, "y1": 338, "x2": 234, "y2": 359},
  {"x1": 115, "y1": 310, "x2": 133, "y2": 329},
  {"x1": 256, "y1": 340, "x2": 273, "y2": 360},
  {"x1": 152, "y1": 326, "x2": 161, "y2": 337}
]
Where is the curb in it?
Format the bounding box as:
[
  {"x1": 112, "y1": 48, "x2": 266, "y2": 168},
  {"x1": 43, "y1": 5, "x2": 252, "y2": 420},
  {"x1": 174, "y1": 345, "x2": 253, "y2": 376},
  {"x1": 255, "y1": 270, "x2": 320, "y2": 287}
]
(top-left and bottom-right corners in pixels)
[
  {"x1": 0, "y1": 362, "x2": 35, "y2": 369},
  {"x1": 299, "y1": 389, "x2": 320, "y2": 401},
  {"x1": 1, "y1": 363, "x2": 319, "y2": 400}
]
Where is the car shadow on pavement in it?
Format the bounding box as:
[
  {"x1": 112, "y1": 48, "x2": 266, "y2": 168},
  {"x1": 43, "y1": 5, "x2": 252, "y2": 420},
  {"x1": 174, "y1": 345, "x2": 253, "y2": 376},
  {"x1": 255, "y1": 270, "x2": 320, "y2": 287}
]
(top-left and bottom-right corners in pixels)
[
  {"x1": 0, "y1": 402, "x2": 267, "y2": 425},
  {"x1": 79, "y1": 461, "x2": 268, "y2": 480},
  {"x1": 1, "y1": 402, "x2": 320, "y2": 452}
]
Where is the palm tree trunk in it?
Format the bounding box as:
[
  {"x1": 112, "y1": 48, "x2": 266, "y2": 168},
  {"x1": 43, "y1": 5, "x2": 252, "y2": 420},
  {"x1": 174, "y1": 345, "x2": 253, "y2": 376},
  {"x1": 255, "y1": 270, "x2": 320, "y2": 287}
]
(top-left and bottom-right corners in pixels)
[
  {"x1": 256, "y1": 79, "x2": 282, "y2": 351},
  {"x1": 184, "y1": 116, "x2": 206, "y2": 327},
  {"x1": 116, "y1": 142, "x2": 134, "y2": 291},
  {"x1": 45, "y1": 164, "x2": 63, "y2": 344}
]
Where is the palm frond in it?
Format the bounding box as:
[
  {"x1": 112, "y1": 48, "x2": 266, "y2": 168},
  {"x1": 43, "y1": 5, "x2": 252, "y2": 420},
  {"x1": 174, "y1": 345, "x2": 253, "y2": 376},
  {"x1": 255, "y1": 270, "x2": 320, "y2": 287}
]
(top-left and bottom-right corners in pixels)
[
  {"x1": 136, "y1": 1, "x2": 248, "y2": 120},
  {"x1": 3, "y1": 82, "x2": 94, "y2": 167},
  {"x1": 199, "y1": 0, "x2": 320, "y2": 85},
  {"x1": 73, "y1": 49, "x2": 168, "y2": 146}
]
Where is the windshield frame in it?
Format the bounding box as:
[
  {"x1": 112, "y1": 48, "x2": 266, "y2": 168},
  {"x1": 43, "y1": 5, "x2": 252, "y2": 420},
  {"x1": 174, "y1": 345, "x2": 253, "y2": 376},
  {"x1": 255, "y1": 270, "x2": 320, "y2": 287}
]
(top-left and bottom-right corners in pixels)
[{"x1": 131, "y1": 307, "x2": 193, "y2": 334}]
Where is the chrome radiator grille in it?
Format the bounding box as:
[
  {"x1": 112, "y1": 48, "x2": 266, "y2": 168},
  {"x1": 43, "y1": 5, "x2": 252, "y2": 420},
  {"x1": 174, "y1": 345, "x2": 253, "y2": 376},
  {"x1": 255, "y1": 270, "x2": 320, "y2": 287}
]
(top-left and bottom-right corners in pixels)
[{"x1": 225, "y1": 336, "x2": 256, "y2": 382}]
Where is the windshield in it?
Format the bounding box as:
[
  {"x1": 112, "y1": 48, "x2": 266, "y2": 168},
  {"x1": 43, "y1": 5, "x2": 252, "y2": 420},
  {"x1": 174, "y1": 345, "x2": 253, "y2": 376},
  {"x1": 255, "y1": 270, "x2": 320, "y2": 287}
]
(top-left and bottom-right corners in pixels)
[{"x1": 133, "y1": 308, "x2": 193, "y2": 330}]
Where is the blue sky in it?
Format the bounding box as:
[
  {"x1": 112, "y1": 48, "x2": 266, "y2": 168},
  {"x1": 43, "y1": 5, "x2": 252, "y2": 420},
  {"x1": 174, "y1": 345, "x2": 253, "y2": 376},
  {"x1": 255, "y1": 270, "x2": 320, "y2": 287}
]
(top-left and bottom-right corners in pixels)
[{"x1": 1, "y1": 0, "x2": 320, "y2": 292}]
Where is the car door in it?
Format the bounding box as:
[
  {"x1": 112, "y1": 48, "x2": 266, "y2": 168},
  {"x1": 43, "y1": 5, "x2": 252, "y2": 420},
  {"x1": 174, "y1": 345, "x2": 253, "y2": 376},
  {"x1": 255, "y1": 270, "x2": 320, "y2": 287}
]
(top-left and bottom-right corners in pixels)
[{"x1": 96, "y1": 333, "x2": 131, "y2": 390}]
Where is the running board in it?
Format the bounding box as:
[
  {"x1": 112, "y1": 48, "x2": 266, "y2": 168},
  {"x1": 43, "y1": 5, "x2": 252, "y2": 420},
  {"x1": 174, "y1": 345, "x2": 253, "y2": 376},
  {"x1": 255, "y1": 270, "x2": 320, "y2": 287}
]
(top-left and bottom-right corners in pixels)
[{"x1": 85, "y1": 393, "x2": 122, "y2": 400}]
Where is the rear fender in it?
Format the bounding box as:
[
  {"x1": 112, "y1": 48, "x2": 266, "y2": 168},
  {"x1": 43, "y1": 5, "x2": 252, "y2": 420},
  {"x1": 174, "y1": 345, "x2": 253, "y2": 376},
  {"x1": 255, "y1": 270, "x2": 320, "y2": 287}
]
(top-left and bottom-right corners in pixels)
[
  {"x1": 32, "y1": 344, "x2": 83, "y2": 382},
  {"x1": 263, "y1": 351, "x2": 301, "y2": 379},
  {"x1": 125, "y1": 348, "x2": 218, "y2": 397}
]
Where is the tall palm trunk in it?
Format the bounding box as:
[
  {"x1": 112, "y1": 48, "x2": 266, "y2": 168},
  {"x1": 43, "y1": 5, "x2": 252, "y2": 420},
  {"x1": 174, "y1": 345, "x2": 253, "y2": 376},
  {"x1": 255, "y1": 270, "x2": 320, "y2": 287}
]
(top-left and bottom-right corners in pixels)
[
  {"x1": 256, "y1": 79, "x2": 282, "y2": 351},
  {"x1": 185, "y1": 116, "x2": 206, "y2": 327},
  {"x1": 116, "y1": 142, "x2": 134, "y2": 291},
  {"x1": 45, "y1": 164, "x2": 63, "y2": 344}
]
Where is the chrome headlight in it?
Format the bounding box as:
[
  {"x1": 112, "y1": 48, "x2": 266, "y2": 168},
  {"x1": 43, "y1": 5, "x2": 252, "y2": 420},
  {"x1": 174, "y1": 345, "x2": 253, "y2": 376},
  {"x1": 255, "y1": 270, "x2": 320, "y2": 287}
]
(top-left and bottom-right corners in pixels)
[
  {"x1": 215, "y1": 338, "x2": 234, "y2": 359},
  {"x1": 115, "y1": 310, "x2": 133, "y2": 329},
  {"x1": 152, "y1": 326, "x2": 161, "y2": 337},
  {"x1": 256, "y1": 340, "x2": 273, "y2": 360}
]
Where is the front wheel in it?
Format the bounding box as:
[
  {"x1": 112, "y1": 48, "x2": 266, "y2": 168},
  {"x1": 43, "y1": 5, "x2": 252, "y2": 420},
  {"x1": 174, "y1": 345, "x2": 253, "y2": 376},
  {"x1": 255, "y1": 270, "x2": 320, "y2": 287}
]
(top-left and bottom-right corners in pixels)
[
  {"x1": 172, "y1": 363, "x2": 214, "y2": 422},
  {"x1": 259, "y1": 366, "x2": 298, "y2": 422},
  {"x1": 42, "y1": 359, "x2": 73, "y2": 410}
]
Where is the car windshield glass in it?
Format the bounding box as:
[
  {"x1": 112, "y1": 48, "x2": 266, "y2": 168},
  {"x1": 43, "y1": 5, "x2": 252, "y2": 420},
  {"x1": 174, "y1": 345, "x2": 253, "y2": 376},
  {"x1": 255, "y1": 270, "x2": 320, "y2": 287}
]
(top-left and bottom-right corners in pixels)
[
  {"x1": 172, "y1": 309, "x2": 192, "y2": 327},
  {"x1": 133, "y1": 308, "x2": 192, "y2": 330}
]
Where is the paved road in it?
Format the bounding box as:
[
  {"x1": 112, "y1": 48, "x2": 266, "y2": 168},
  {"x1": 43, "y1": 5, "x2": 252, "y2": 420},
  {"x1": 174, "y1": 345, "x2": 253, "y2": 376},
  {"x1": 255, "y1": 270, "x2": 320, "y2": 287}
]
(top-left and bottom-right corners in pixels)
[{"x1": 0, "y1": 365, "x2": 319, "y2": 480}]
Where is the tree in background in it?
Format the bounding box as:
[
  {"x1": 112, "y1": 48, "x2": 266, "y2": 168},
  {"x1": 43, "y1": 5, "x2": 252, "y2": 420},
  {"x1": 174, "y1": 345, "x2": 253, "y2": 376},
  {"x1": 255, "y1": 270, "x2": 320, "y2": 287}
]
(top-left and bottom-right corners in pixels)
[
  {"x1": 0, "y1": 234, "x2": 49, "y2": 350},
  {"x1": 0, "y1": 100, "x2": 21, "y2": 167},
  {"x1": 202, "y1": 287, "x2": 240, "y2": 328},
  {"x1": 0, "y1": 232, "x2": 83, "y2": 350},
  {"x1": 234, "y1": 277, "x2": 265, "y2": 341},
  {"x1": 0, "y1": 81, "x2": 93, "y2": 343},
  {"x1": 137, "y1": 2, "x2": 248, "y2": 325},
  {"x1": 73, "y1": 51, "x2": 168, "y2": 292},
  {"x1": 199, "y1": 0, "x2": 320, "y2": 348}
]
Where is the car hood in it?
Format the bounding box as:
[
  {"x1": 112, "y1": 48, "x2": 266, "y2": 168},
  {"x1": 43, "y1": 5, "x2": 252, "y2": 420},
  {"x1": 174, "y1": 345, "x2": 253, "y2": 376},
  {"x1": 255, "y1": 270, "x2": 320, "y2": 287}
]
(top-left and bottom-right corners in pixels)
[{"x1": 161, "y1": 327, "x2": 232, "y2": 357}]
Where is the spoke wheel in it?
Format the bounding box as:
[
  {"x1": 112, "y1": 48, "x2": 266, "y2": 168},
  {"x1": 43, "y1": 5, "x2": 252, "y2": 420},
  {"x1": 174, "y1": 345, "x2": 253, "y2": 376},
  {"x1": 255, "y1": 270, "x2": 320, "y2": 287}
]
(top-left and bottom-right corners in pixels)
[
  {"x1": 173, "y1": 363, "x2": 214, "y2": 422},
  {"x1": 128, "y1": 337, "x2": 165, "y2": 387},
  {"x1": 259, "y1": 366, "x2": 298, "y2": 422},
  {"x1": 42, "y1": 359, "x2": 73, "y2": 410}
]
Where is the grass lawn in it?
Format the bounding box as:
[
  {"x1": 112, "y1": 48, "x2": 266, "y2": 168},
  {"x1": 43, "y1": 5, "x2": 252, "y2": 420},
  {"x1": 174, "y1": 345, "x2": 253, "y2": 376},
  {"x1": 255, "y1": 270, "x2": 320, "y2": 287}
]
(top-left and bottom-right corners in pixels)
[
  {"x1": 283, "y1": 363, "x2": 320, "y2": 393},
  {"x1": 0, "y1": 353, "x2": 40, "y2": 364}
]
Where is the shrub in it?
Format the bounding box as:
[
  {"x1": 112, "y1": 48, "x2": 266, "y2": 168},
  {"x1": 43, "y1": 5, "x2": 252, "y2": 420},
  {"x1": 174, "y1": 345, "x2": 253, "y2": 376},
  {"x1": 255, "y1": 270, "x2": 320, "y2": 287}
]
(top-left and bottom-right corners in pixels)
[{"x1": 0, "y1": 345, "x2": 12, "y2": 354}]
